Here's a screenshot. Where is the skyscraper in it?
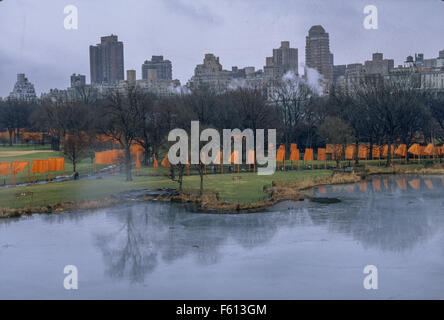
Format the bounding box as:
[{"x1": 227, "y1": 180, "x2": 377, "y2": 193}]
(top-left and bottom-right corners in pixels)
[
  {"x1": 142, "y1": 56, "x2": 172, "y2": 81},
  {"x1": 9, "y1": 73, "x2": 36, "y2": 101},
  {"x1": 305, "y1": 25, "x2": 333, "y2": 82},
  {"x1": 89, "y1": 35, "x2": 124, "y2": 84},
  {"x1": 264, "y1": 41, "x2": 298, "y2": 79}
]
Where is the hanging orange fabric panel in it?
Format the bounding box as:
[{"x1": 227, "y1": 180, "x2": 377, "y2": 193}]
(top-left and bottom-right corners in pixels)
[
  {"x1": 48, "y1": 158, "x2": 65, "y2": 172},
  {"x1": 110, "y1": 150, "x2": 125, "y2": 163},
  {"x1": 382, "y1": 145, "x2": 395, "y2": 157},
  {"x1": 358, "y1": 145, "x2": 368, "y2": 159},
  {"x1": 0, "y1": 162, "x2": 11, "y2": 176},
  {"x1": 325, "y1": 144, "x2": 334, "y2": 154},
  {"x1": 395, "y1": 144, "x2": 407, "y2": 157},
  {"x1": 372, "y1": 146, "x2": 381, "y2": 158},
  {"x1": 303, "y1": 148, "x2": 314, "y2": 161},
  {"x1": 161, "y1": 155, "x2": 170, "y2": 167},
  {"x1": 230, "y1": 151, "x2": 239, "y2": 164},
  {"x1": 317, "y1": 148, "x2": 326, "y2": 161},
  {"x1": 332, "y1": 145, "x2": 343, "y2": 160},
  {"x1": 289, "y1": 148, "x2": 299, "y2": 161},
  {"x1": 276, "y1": 145, "x2": 285, "y2": 162},
  {"x1": 345, "y1": 145, "x2": 355, "y2": 160},
  {"x1": 213, "y1": 152, "x2": 223, "y2": 165},
  {"x1": 130, "y1": 145, "x2": 144, "y2": 156},
  {"x1": 290, "y1": 144, "x2": 297, "y2": 152},
  {"x1": 135, "y1": 154, "x2": 141, "y2": 168},
  {"x1": 423, "y1": 143, "x2": 434, "y2": 155},
  {"x1": 32, "y1": 159, "x2": 48, "y2": 173},
  {"x1": 247, "y1": 150, "x2": 255, "y2": 164},
  {"x1": 22, "y1": 132, "x2": 44, "y2": 141},
  {"x1": 153, "y1": 155, "x2": 159, "y2": 168},
  {"x1": 0, "y1": 132, "x2": 11, "y2": 140},
  {"x1": 408, "y1": 143, "x2": 420, "y2": 155},
  {"x1": 95, "y1": 151, "x2": 109, "y2": 165},
  {"x1": 12, "y1": 161, "x2": 28, "y2": 175}
]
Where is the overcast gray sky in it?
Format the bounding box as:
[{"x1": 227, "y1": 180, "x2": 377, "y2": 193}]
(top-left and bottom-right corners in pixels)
[{"x1": 0, "y1": 0, "x2": 443, "y2": 97}]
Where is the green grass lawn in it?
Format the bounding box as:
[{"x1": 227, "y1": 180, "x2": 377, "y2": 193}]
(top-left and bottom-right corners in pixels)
[
  {"x1": 0, "y1": 168, "x2": 333, "y2": 209},
  {"x1": 0, "y1": 144, "x2": 52, "y2": 151}
]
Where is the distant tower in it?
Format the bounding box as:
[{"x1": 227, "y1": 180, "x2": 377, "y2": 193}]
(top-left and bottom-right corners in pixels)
[
  {"x1": 9, "y1": 73, "x2": 36, "y2": 101},
  {"x1": 89, "y1": 35, "x2": 124, "y2": 84},
  {"x1": 142, "y1": 56, "x2": 172, "y2": 81},
  {"x1": 126, "y1": 70, "x2": 136, "y2": 83},
  {"x1": 264, "y1": 41, "x2": 298, "y2": 79},
  {"x1": 305, "y1": 25, "x2": 333, "y2": 82},
  {"x1": 70, "y1": 74, "x2": 86, "y2": 88}
]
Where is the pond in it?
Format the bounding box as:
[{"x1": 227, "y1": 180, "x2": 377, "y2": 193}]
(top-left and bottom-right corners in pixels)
[{"x1": 0, "y1": 175, "x2": 443, "y2": 299}]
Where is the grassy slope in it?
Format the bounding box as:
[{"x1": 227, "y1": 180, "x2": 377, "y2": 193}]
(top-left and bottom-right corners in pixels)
[{"x1": 0, "y1": 169, "x2": 331, "y2": 209}]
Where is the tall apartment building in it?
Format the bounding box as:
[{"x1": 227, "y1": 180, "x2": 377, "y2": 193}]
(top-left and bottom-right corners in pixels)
[
  {"x1": 89, "y1": 35, "x2": 124, "y2": 84},
  {"x1": 70, "y1": 74, "x2": 86, "y2": 87},
  {"x1": 264, "y1": 41, "x2": 298, "y2": 79},
  {"x1": 142, "y1": 56, "x2": 172, "y2": 81},
  {"x1": 9, "y1": 73, "x2": 36, "y2": 101},
  {"x1": 305, "y1": 25, "x2": 333, "y2": 83},
  {"x1": 333, "y1": 65, "x2": 346, "y2": 83},
  {"x1": 187, "y1": 54, "x2": 233, "y2": 91}
]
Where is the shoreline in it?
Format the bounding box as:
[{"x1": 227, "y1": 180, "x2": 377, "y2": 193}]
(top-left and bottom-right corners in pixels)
[{"x1": 2, "y1": 166, "x2": 444, "y2": 218}]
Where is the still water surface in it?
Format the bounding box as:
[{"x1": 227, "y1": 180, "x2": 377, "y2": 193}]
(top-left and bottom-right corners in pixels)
[{"x1": 1, "y1": 175, "x2": 444, "y2": 299}]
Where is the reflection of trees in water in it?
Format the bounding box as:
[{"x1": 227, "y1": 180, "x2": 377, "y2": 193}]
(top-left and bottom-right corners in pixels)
[
  {"x1": 314, "y1": 176, "x2": 442, "y2": 252},
  {"x1": 93, "y1": 176, "x2": 444, "y2": 283},
  {"x1": 0, "y1": 209, "x2": 93, "y2": 228},
  {"x1": 95, "y1": 207, "x2": 158, "y2": 283},
  {"x1": 93, "y1": 203, "x2": 306, "y2": 283}
]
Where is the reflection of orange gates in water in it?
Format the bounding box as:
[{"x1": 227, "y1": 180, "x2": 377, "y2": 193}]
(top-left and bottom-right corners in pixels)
[
  {"x1": 408, "y1": 178, "x2": 420, "y2": 190},
  {"x1": 372, "y1": 179, "x2": 381, "y2": 192}
]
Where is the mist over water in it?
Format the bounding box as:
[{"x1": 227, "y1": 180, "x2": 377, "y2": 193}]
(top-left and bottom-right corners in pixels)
[{"x1": 0, "y1": 175, "x2": 444, "y2": 299}]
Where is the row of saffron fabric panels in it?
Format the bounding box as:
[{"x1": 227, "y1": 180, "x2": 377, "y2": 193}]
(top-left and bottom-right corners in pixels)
[
  {"x1": 0, "y1": 158, "x2": 65, "y2": 177},
  {"x1": 119, "y1": 143, "x2": 441, "y2": 168}
]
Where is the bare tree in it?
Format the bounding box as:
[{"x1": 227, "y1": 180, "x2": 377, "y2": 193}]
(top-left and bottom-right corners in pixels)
[
  {"x1": 0, "y1": 98, "x2": 32, "y2": 145},
  {"x1": 98, "y1": 86, "x2": 146, "y2": 181}
]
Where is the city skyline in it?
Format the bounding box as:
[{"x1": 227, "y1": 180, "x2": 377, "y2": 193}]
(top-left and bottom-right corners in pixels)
[{"x1": 0, "y1": 0, "x2": 443, "y2": 97}]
